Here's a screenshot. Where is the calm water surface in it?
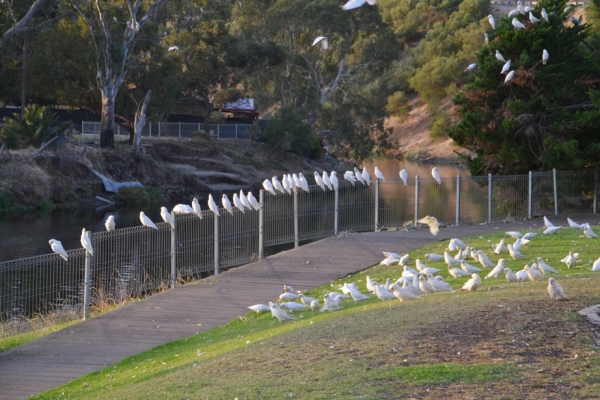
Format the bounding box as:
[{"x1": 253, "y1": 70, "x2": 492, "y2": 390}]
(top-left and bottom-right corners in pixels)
[{"x1": 0, "y1": 160, "x2": 468, "y2": 262}]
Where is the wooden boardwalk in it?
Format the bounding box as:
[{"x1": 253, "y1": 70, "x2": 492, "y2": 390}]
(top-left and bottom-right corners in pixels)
[{"x1": 0, "y1": 217, "x2": 589, "y2": 399}]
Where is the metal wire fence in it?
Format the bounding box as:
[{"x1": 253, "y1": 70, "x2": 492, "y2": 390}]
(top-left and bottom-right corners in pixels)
[
  {"x1": 80, "y1": 121, "x2": 253, "y2": 142},
  {"x1": 1, "y1": 169, "x2": 598, "y2": 331}
]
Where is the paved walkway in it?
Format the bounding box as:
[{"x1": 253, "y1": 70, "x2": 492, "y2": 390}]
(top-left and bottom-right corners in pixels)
[{"x1": 1, "y1": 216, "x2": 596, "y2": 399}]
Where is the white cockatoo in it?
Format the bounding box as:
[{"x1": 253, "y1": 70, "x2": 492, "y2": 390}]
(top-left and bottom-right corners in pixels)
[
  {"x1": 192, "y1": 197, "x2": 203, "y2": 217},
  {"x1": 263, "y1": 179, "x2": 276, "y2": 196},
  {"x1": 504, "y1": 70, "x2": 515, "y2": 84},
  {"x1": 561, "y1": 251, "x2": 579, "y2": 269},
  {"x1": 173, "y1": 204, "x2": 194, "y2": 214},
  {"x1": 222, "y1": 194, "x2": 233, "y2": 215},
  {"x1": 344, "y1": 171, "x2": 357, "y2": 185},
  {"x1": 461, "y1": 273, "x2": 481, "y2": 291},
  {"x1": 524, "y1": 264, "x2": 544, "y2": 281},
  {"x1": 314, "y1": 171, "x2": 326, "y2": 191},
  {"x1": 323, "y1": 171, "x2": 333, "y2": 190},
  {"x1": 298, "y1": 173, "x2": 310, "y2": 192},
  {"x1": 269, "y1": 302, "x2": 296, "y2": 322},
  {"x1": 496, "y1": 50, "x2": 506, "y2": 63},
  {"x1": 239, "y1": 191, "x2": 251, "y2": 210},
  {"x1": 311, "y1": 36, "x2": 328, "y2": 50},
  {"x1": 548, "y1": 278, "x2": 567, "y2": 300},
  {"x1": 354, "y1": 167, "x2": 366, "y2": 185},
  {"x1": 500, "y1": 60, "x2": 511, "y2": 74},
  {"x1": 80, "y1": 228, "x2": 94, "y2": 256},
  {"x1": 233, "y1": 193, "x2": 245, "y2": 214},
  {"x1": 247, "y1": 304, "x2": 270, "y2": 313},
  {"x1": 536, "y1": 257, "x2": 558, "y2": 274},
  {"x1": 542, "y1": 49, "x2": 549, "y2": 65},
  {"x1": 374, "y1": 166, "x2": 385, "y2": 181},
  {"x1": 529, "y1": 12, "x2": 540, "y2": 24},
  {"x1": 341, "y1": 0, "x2": 375, "y2": 11},
  {"x1": 247, "y1": 192, "x2": 260, "y2": 211},
  {"x1": 49, "y1": 239, "x2": 69, "y2": 261},
  {"x1": 330, "y1": 171, "x2": 339, "y2": 190},
  {"x1": 466, "y1": 63, "x2": 477, "y2": 72},
  {"x1": 272, "y1": 176, "x2": 285, "y2": 194},
  {"x1": 504, "y1": 268, "x2": 518, "y2": 283},
  {"x1": 105, "y1": 215, "x2": 115, "y2": 232},
  {"x1": 208, "y1": 194, "x2": 220, "y2": 216},
  {"x1": 485, "y1": 259, "x2": 505, "y2": 279},
  {"x1": 362, "y1": 167, "x2": 371, "y2": 186},
  {"x1": 488, "y1": 14, "x2": 496, "y2": 29},
  {"x1": 418, "y1": 215, "x2": 440, "y2": 236},
  {"x1": 541, "y1": 8, "x2": 549, "y2": 23},
  {"x1": 399, "y1": 169, "x2": 408, "y2": 185},
  {"x1": 512, "y1": 17, "x2": 525, "y2": 29},
  {"x1": 461, "y1": 260, "x2": 481, "y2": 273},
  {"x1": 160, "y1": 207, "x2": 174, "y2": 227},
  {"x1": 431, "y1": 167, "x2": 441, "y2": 184},
  {"x1": 140, "y1": 211, "x2": 158, "y2": 229}
]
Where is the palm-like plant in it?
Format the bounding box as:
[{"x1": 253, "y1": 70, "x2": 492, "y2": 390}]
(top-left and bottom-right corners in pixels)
[{"x1": 0, "y1": 105, "x2": 70, "y2": 149}]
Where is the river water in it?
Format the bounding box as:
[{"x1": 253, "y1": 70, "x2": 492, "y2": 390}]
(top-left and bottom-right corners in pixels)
[{"x1": 0, "y1": 160, "x2": 468, "y2": 263}]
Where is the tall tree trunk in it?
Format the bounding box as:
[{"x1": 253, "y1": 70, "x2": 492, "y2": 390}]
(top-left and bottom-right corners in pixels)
[
  {"x1": 21, "y1": 38, "x2": 28, "y2": 116},
  {"x1": 99, "y1": 83, "x2": 116, "y2": 148},
  {"x1": 134, "y1": 90, "x2": 152, "y2": 157}
]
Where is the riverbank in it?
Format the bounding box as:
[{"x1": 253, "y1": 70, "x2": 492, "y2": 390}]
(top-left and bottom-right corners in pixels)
[{"x1": 0, "y1": 135, "x2": 342, "y2": 211}]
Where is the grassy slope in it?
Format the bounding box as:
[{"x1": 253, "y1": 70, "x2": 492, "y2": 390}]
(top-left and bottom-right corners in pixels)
[{"x1": 35, "y1": 227, "x2": 600, "y2": 399}]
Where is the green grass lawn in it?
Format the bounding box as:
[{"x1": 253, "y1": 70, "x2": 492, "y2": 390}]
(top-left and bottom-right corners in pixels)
[{"x1": 33, "y1": 227, "x2": 600, "y2": 399}]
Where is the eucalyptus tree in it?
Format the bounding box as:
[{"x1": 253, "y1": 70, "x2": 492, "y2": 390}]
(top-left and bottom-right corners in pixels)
[
  {"x1": 237, "y1": 0, "x2": 396, "y2": 161},
  {"x1": 0, "y1": 0, "x2": 46, "y2": 46},
  {"x1": 70, "y1": 0, "x2": 170, "y2": 147}
]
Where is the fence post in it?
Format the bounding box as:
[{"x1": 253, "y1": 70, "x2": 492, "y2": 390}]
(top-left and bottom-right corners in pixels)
[
  {"x1": 158, "y1": 122, "x2": 161, "y2": 137},
  {"x1": 148, "y1": 122, "x2": 151, "y2": 137},
  {"x1": 528, "y1": 171, "x2": 533, "y2": 219},
  {"x1": 235, "y1": 124, "x2": 238, "y2": 139},
  {"x1": 334, "y1": 187, "x2": 339, "y2": 235},
  {"x1": 374, "y1": 179, "x2": 379, "y2": 231},
  {"x1": 294, "y1": 189, "x2": 299, "y2": 248},
  {"x1": 179, "y1": 121, "x2": 181, "y2": 138},
  {"x1": 217, "y1": 124, "x2": 220, "y2": 139},
  {"x1": 595, "y1": 169, "x2": 598, "y2": 214},
  {"x1": 214, "y1": 212, "x2": 219, "y2": 275},
  {"x1": 456, "y1": 174, "x2": 461, "y2": 226},
  {"x1": 170, "y1": 213, "x2": 177, "y2": 288},
  {"x1": 553, "y1": 168, "x2": 558, "y2": 215},
  {"x1": 259, "y1": 189, "x2": 264, "y2": 259},
  {"x1": 81, "y1": 121, "x2": 84, "y2": 136},
  {"x1": 83, "y1": 230, "x2": 92, "y2": 321},
  {"x1": 414, "y1": 175, "x2": 419, "y2": 225},
  {"x1": 488, "y1": 173, "x2": 493, "y2": 223}
]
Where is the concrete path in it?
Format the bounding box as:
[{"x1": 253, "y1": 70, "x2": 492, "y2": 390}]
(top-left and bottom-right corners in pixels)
[{"x1": 0, "y1": 216, "x2": 595, "y2": 399}]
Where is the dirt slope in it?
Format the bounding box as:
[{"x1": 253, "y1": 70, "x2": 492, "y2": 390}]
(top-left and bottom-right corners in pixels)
[{"x1": 385, "y1": 100, "x2": 469, "y2": 164}]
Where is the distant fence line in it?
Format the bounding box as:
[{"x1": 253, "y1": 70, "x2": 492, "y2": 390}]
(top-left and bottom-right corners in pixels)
[
  {"x1": 489, "y1": 1, "x2": 586, "y2": 5},
  {"x1": 80, "y1": 121, "x2": 254, "y2": 142},
  {"x1": 0, "y1": 169, "x2": 597, "y2": 330}
]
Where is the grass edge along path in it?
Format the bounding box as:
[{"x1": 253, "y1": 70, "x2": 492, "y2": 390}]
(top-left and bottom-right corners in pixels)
[{"x1": 33, "y1": 221, "x2": 600, "y2": 399}]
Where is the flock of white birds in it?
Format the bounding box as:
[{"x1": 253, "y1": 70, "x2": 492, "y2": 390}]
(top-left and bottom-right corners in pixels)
[
  {"x1": 466, "y1": 2, "x2": 581, "y2": 83},
  {"x1": 249, "y1": 215, "x2": 600, "y2": 323},
  {"x1": 47, "y1": 166, "x2": 447, "y2": 262}
]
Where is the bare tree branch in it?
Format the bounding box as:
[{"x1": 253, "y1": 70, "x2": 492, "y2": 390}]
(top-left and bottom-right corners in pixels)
[{"x1": 0, "y1": 0, "x2": 46, "y2": 46}]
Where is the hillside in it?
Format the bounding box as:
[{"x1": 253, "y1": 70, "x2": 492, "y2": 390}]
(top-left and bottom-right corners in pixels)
[{"x1": 385, "y1": 100, "x2": 470, "y2": 164}]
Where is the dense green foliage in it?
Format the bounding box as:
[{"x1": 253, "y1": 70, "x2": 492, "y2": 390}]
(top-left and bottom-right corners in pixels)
[
  {"x1": 449, "y1": 0, "x2": 600, "y2": 175},
  {"x1": 260, "y1": 106, "x2": 321, "y2": 159}
]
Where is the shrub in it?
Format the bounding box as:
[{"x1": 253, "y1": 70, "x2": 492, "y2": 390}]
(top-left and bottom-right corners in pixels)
[
  {"x1": 0, "y1": 191, "x2": 9, "y2": 212},
  {"x1": 34, "y1": 199, "x2": 55, "y2": 211},
  {"x1": 118, "y1": 186, "x2": 150, "y2": 205}
]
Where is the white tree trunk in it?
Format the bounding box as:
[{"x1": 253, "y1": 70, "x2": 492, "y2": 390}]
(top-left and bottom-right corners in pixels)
[
  {"x1": 134, "y1": 90, "x2": 152, "y2": 156},
  {"x1": 99, "y1": 82, "x2": 117, "y2": 148}
]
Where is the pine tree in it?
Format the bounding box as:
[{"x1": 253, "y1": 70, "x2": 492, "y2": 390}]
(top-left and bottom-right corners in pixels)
[{"x1": 449, "y1": 0, "x2": 600, "y2": 175}]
